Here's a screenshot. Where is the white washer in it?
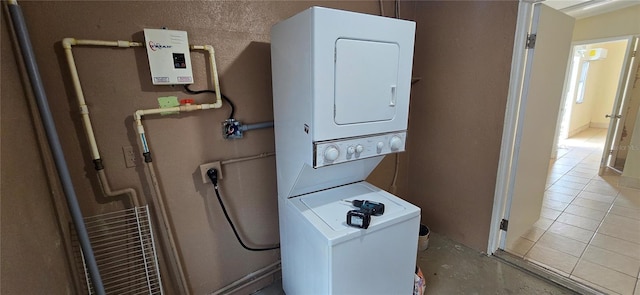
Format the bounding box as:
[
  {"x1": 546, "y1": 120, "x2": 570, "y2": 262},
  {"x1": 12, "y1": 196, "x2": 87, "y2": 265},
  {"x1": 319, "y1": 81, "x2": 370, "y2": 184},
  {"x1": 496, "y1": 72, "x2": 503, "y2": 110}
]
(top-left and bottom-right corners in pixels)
[
  {"x1": 271, "y1": 7, "x2": 419, "y2": 295},
  {"x1": 280, "y1": 182, "x2": 419, "y2": 294}
]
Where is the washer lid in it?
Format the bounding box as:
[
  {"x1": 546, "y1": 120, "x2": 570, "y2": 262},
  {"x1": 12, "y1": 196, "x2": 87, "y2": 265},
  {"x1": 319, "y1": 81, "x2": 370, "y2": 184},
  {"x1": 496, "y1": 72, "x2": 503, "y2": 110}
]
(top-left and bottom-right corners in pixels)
[{"x1": 299, "y1": 182, "x2": 418, "y2": 233}]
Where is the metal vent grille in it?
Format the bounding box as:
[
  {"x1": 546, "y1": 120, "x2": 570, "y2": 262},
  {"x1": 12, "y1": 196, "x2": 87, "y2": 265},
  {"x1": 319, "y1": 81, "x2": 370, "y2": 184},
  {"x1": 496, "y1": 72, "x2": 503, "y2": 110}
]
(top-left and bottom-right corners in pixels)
[{"x1": 78, "y1": 205, "x2": 163, "y2": 294}]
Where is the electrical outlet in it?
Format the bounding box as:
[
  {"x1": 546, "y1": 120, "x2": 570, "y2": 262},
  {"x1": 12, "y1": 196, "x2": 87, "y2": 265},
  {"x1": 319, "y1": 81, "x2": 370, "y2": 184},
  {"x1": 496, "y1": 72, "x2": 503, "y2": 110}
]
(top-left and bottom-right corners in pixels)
[
  {"x1": 122, "y1": 146, "x2": 136, "y2": 168},
  {"x1": 199, "y1": 161, "x2": 222, "y2": 184}
]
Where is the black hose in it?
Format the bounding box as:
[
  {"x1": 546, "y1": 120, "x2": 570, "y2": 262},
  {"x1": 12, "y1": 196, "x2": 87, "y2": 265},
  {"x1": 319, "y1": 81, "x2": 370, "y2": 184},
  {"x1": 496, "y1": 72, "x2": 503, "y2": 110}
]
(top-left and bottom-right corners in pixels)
[
  {"x1": 183, "y1": 84, "x2": 235, "y2": 120},
  {"x1": 206, "y1": 169, "x2": 279, "y2": 251},
  {"x1": 7, "y1": 2, "x2": 105, "y2": 294}
]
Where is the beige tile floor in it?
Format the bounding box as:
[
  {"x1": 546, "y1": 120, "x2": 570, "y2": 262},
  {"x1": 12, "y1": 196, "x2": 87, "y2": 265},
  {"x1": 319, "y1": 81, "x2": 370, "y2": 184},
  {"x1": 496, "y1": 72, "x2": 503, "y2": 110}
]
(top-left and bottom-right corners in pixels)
[{"x1": 507, "y1": 128, "x2": 640, "y2": 295}]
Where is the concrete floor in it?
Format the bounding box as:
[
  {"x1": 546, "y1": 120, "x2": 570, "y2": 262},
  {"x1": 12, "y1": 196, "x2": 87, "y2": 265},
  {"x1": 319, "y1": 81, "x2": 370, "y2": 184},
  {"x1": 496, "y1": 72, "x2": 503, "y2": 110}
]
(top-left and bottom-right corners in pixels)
[
  {"x1": 419, "y1": 233, "x2": 577, "y2": 294},
  {"x1": 253, "y1": 232, "x2": 578, "y2": 294}
]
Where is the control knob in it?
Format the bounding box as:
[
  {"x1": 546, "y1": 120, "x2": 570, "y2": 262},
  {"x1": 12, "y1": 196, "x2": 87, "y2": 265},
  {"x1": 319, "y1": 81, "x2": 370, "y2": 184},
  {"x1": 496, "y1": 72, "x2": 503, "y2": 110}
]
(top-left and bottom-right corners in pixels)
[
  {"x1": 376, "y1": 142, "x2": 384, "y2": 153},
  {"x1": 324, "y1": 145, "x2": 340, "y2": 161},
  {"x1": 356, "y1": 145, "x2": 364, "y2": 153},
  {"x1": 347, "y1": 146, "x2": 355, "y2": 155},
  {"x1": 389, "y1": 136, "x2": 403, "y2": 151}
]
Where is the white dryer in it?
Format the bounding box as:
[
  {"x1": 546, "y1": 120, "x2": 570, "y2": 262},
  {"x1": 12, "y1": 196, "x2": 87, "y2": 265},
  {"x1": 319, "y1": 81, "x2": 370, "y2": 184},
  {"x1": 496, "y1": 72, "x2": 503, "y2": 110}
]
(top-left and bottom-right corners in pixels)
[{"x1": 271, "y1": 7, "x2": 420, "y2": 295}]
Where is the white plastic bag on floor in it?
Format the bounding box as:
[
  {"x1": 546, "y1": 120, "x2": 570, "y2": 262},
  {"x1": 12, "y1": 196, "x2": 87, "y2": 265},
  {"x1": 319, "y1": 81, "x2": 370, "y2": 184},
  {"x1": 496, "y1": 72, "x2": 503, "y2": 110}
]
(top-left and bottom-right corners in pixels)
[{"x1": 413, "y1": 266, "x2": 425, "y2": 295}]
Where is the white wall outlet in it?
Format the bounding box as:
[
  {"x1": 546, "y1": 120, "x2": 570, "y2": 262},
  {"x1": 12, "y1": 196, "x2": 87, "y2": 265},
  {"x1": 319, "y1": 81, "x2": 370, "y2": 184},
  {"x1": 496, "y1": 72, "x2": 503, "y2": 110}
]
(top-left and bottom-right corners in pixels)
[{"x1": 199, "y1": 161, "x2": 222, "y2": 184}]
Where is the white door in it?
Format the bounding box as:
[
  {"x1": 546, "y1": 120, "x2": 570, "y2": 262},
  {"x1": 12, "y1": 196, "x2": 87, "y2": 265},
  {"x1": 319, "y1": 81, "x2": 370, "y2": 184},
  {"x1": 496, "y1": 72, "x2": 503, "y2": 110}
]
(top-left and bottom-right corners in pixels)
[
  {"x1": 599, "y1": 36, "x2": 639, "y2": 174},
  {"x1": 503, "y1": 4, "x2": 575, "y2": 249}
]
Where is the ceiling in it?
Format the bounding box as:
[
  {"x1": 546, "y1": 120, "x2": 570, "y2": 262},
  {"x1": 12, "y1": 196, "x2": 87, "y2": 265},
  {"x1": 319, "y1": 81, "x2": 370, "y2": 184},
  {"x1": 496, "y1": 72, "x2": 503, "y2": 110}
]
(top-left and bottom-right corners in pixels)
[{"x1": 544, "y1": 0, "x2": 640, "y2": 19}]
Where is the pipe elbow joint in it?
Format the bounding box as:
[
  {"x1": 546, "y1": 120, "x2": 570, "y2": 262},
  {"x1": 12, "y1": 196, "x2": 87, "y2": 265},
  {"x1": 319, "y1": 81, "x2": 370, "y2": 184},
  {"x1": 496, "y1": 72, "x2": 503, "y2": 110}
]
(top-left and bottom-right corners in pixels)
[
  {"x1": 134, "y1": 110, "x2": 143, "y2": 121},
  {"x1": 62, "y1": 38, "x2": 76, "y2": 49},
  {"x1": 204, "y1": 44, "x2": 215, "y2": 54}
]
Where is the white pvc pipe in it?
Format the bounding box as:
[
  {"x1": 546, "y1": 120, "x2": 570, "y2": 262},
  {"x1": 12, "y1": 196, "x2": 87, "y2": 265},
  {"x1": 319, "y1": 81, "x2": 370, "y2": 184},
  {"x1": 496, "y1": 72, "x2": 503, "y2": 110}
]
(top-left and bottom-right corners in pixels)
[
  {"x1": 131, "y1": 99, "x2": 226, "y2": 295},
  {"x1": 62, "y1": 39, "x2": 101, "y2": 160},
  {"x1": 63, "y1": 37, "x2": 224, "y2": 160},
  {"x1": 63, "y1": 39, "x2": 142, "y2": 206},
  {"x1": 63, "y1": 37, "x2": 225, "y2": 295},
  {"x1": 134, "y1": 103, "x2": 216, "y2": 120},
  {"x1": 64, "y1": 38, "x2": 143, "y2": 48},
  {"x1": 221, "y1": 152, "x2": 275, "y2": 166},
  {"x1": 145, "y1": 161, "x2": 190, "y2": 295},
  {"x1": 76, "y1": 39, "x2": 143, "y2": 48},
  {"x1": 97, "y1": 170, "x2": 139, "y2": 207},
  {"x1": 133, "y1": 101, "x2": 218, "y2": 153},
  {"x1": 191, "y1": 44, "x2": 223, "y2": 108},
  {"x1": 126, "y1": 104, "x2": 193, "y2": 294},
  {"x1": 389, "y1": 153, "x2": 400, "y2": 194}
]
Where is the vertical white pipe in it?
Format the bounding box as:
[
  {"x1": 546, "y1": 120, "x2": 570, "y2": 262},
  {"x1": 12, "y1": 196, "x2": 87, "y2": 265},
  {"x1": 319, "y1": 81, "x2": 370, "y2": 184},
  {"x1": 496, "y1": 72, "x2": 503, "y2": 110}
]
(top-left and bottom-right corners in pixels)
[
  {"x1": 191, "y1": 45, "x2": 223, "y2": 108},
  {"x1": 62, "y1": 39, "x2": 101, "y2": 160},
  {"x1": 145, "y1": 161, "x2": 190, "y2": 294}
]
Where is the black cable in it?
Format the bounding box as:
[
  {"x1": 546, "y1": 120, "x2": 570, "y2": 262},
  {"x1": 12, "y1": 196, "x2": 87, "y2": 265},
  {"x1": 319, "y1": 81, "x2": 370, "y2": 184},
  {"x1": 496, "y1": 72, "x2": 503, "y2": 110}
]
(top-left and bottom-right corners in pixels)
[
  {"x1": 206, "y1": 168, "x2": 280, "y2": 251},
  {"x1": 183, "y1": 84, "x2": 235, "y2": 120}
]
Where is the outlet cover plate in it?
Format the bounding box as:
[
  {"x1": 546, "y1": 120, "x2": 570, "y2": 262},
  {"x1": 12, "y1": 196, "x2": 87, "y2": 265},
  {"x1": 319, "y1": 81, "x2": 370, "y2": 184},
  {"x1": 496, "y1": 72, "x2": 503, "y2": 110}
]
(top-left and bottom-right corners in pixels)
[
  {"x1": 199, "y1": 161, "x2": 222, "y2": 184},
  {"x1": 122, "y1": 146, "x2": 136, "y2": 168}
]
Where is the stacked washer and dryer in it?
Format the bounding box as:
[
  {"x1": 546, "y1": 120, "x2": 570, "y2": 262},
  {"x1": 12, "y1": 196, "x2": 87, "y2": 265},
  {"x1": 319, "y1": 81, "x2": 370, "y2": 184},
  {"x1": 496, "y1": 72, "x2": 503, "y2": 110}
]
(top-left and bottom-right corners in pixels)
[{"x1": 271, "y1": 7, "x2": 420, "y2": 295}]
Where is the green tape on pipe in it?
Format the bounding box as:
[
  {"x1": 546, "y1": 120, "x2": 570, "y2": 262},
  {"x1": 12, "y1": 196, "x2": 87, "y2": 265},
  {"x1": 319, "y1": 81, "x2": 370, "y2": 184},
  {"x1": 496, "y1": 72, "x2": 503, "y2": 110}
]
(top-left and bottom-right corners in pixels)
[{"x1": 157, "y1": 96, "x2": 179, "y2": 115}]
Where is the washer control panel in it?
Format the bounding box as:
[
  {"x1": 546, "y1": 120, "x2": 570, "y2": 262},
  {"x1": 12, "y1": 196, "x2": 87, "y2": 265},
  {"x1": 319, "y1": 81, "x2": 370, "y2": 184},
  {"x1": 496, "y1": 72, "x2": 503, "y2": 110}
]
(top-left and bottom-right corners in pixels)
[{"x1": 313, "y1": 131, "x2": 406, "y2": 167}]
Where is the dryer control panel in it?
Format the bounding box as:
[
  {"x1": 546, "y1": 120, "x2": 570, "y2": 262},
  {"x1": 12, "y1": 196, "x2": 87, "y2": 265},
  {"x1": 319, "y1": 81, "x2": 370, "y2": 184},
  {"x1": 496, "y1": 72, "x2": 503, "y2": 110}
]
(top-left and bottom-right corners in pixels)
[{"x1": 313, "y1": 131, "x2": 406, "y2": 168}]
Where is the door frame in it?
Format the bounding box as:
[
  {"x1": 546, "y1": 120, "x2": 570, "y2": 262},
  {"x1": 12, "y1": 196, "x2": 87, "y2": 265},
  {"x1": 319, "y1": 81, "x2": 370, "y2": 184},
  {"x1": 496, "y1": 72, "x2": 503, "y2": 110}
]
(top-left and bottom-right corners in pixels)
[
  {"x1": 488, "y1": 0, "x2": 577, "y2": 253},
  {"x1": 487, "y1": 0, "x2": 537, "y2": 254}
]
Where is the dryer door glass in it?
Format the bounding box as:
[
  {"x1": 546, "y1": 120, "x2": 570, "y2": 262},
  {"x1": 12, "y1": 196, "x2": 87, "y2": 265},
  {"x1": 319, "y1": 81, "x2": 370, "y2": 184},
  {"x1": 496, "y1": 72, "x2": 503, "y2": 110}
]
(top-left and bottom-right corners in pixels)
[{"x1": 334, "y1": 39, "x2": 399, "y2": 125}]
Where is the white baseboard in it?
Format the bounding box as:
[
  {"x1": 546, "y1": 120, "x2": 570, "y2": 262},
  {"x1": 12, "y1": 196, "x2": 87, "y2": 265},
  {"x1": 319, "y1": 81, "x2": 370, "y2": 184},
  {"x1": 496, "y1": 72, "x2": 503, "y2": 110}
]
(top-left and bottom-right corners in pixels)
[
  {"x1": 620, "y1": 176, "x2": 640, "y2": 190},
  {"x1": 568, "y1": 123, "x2": 590, "y2": 138},
  {"x1": 589, "y1": 122, "x2": 609, "y2": 129}
]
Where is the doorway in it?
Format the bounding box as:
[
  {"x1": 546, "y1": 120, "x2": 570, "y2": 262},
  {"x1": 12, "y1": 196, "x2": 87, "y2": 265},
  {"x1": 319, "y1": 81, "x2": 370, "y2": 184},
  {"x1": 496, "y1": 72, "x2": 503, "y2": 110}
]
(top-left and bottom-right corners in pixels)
[
  {"x1": 490, "y1": 1, "x2": 640, "y2": 294},
  {"x1": 556, "y1": 39, "x2": 630, "y2": 169},
  {"x1": 508, "y1": 36, "x2": 640, "y2": 294}
]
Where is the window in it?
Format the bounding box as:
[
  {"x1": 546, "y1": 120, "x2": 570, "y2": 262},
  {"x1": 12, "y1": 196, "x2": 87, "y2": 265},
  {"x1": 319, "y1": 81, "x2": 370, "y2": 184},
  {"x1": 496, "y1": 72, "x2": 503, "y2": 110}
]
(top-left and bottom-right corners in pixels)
[{"x1": 575, "y1": 61, "x2": 590, "y2": 104}]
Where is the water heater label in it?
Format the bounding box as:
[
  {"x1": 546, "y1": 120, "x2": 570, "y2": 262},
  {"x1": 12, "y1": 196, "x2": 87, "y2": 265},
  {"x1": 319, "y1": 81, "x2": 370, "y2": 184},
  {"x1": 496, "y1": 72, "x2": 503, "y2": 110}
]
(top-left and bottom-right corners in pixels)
[{"x1": 144, "y1": 29, "x2": 193, "y2": 85}]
